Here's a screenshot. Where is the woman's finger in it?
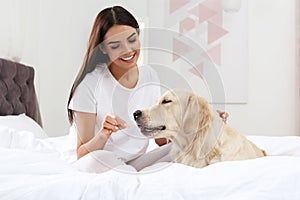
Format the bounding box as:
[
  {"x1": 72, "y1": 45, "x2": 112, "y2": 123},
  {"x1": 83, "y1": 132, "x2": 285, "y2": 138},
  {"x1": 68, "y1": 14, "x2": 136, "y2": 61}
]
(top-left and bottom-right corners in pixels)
[
  {"x1": 216, "y1": 110, "x2": 229, "y2": 123},
  {"x1": 115, "y1": 116, "x2": 127, "y2": 129},
  {"x1": 103, "y1": 121, "x2": 119, "y2": 132},
  {"x1": 103, "y1": 114, "x2": 127, "y2": 130},
  {"x1": 105, "y1": 114, "x2": 118, "y2": 126},
  {"x1": 102, "y1": 128, "x2": 113, "y2": 138}
]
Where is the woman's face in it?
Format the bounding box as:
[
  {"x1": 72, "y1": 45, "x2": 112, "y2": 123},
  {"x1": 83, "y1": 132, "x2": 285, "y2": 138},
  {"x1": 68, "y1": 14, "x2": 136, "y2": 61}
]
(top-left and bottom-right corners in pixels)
[{"x1": 102, "y1": 25, "x2": 140, "y2": 70}]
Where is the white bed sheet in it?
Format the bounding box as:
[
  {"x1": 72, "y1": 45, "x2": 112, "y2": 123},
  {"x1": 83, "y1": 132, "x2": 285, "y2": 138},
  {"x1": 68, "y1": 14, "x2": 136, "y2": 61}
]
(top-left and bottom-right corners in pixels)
[{"x1": 0, "y1": 126, "x2": 300, "y2": 200}]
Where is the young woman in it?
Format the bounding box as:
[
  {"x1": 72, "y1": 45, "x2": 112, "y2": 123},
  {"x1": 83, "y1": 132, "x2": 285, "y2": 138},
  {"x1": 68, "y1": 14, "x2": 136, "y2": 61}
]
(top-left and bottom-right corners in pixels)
[
  {"x1": 67, "y1": 5, "x2": 228, "y2": 173},
  {"x1": 67, "y1": 6, "x2": 172, "y2": 172}
]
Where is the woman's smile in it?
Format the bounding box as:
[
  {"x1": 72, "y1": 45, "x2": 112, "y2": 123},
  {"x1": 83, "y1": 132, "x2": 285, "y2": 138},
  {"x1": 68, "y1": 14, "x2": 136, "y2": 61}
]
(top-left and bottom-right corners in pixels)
[{"x1": 119, "y1": 52, "x2": 136, "y2": 62}]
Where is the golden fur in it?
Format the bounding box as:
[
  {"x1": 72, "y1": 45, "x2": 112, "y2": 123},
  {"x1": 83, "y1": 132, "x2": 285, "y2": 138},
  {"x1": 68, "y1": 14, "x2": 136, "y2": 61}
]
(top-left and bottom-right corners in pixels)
[{"x1": 135, "y1": 89, "x2": 266, "y2": 168}]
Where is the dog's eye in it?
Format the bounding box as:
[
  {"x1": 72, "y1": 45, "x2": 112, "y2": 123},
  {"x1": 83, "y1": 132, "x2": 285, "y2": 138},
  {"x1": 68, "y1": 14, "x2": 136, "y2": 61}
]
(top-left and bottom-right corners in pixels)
[{"x1": 162, "y1": 99, "x2": 172, "y2": 104}]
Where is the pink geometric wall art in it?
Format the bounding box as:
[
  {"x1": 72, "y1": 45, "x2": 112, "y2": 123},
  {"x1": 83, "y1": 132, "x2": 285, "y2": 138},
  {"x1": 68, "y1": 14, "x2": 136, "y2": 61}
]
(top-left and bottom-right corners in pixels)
[
  {"x1": 146, "y1": 0, "x2": 248, "y2": 103},
  {"x1": 169, "y1": 0, "x2": 248, "y2": 103},
  {"x1": 169, "y1": 0, "x2": 191, "y2": 14}
]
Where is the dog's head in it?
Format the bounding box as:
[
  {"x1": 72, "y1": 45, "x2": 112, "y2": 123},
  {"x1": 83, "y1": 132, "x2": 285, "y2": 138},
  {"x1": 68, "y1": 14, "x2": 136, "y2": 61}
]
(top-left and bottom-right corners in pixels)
[{"x1": 133, "y1": 89, "x2": 212, "y2": 143}]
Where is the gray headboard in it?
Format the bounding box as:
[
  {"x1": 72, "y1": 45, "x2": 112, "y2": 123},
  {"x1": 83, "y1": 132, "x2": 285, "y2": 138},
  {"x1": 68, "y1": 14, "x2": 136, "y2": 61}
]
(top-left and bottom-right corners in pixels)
[{"x1": 0, "y1": 58, "x2": 42, "y2": 127}]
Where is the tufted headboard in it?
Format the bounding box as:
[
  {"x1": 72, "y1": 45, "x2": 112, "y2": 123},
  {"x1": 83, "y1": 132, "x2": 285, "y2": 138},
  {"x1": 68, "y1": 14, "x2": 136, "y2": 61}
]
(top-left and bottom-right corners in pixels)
[{"x1": 0, "y1": 58, "x2": 42, "y2": 127}]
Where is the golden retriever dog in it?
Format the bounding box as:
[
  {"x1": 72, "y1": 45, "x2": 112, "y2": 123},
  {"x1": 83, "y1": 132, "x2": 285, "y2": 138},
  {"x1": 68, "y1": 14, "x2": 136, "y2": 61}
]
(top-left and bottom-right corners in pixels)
[{"x1": 133, "y1": 89, "x2": 266, "y2": 168}]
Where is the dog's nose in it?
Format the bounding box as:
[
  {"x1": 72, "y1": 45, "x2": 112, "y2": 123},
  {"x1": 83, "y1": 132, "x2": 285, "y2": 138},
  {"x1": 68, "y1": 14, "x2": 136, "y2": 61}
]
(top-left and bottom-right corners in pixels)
[{"x1": 133, "y1": 110, "x2": 142, "y2": 120}]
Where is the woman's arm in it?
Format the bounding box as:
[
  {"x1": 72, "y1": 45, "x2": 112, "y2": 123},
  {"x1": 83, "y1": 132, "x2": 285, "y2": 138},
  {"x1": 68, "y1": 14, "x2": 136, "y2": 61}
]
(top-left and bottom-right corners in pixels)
[
  {"x1": 75, "y1": 111, "x2": 108, "y2": 159},
  {"x1": 75, "y1": 111, "x2": 127, "y2": 159}
]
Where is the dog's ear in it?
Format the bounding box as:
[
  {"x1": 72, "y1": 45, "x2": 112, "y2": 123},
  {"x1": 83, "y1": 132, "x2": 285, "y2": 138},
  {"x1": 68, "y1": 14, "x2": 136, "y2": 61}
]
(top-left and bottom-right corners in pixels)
[
  {"x1": 185, "y1": 96, "x2": 214, "y2": 161},
  {"x1": 182, "y1": 94, "x2": 212, "y2": 135},
  {"x1": 182, "y1": 94, "x2": 201, "y2": 134},
  {"x1": 197, "y1": 96, "x2": 212, "y2": 129}
]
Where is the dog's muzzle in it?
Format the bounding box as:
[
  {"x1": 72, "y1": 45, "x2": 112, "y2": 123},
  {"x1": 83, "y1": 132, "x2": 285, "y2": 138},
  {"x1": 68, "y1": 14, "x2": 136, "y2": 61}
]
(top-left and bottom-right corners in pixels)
[{"x1": 133, "y1": 110, "x2": 166, "y2": 137}]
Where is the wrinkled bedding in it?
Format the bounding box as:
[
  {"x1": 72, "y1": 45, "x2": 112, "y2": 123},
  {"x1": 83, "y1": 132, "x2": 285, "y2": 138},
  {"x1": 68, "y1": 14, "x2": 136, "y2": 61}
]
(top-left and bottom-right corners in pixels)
[{"x1": 0, "y1": 126, "x2": 300, "y2": 200}]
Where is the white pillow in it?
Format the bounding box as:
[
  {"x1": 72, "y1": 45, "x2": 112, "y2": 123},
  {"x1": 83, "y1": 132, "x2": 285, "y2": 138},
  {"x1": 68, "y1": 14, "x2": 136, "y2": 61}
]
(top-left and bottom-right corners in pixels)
[{"x1": 0, "y1": 113, "x2": 48, "y2": 138}]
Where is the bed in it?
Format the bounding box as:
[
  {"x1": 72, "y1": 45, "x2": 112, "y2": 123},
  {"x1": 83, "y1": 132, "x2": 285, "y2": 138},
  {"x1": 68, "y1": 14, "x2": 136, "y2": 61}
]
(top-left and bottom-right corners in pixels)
[{"x1": 0, "y1": 58, "x2": 300, "y2": 200}]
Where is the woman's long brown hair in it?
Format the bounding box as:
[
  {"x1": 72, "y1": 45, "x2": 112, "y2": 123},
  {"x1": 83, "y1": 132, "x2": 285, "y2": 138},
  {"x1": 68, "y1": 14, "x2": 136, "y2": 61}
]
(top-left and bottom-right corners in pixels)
[{"x1": 67, "y1": 6, "x2": 139, "y2": 124}]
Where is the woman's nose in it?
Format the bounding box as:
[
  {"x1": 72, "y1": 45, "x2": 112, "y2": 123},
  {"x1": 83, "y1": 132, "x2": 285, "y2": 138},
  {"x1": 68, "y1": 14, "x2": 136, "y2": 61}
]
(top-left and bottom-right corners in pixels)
[{"x1": 121, "y1": 43, "x2": 132, "y2": 53}]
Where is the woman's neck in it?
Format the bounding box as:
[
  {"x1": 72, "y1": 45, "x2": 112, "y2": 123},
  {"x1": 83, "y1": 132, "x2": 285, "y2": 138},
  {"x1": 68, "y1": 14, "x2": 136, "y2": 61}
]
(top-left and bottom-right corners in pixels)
[{"x1": 108, "y1": 64, "x2": 139, "y2": 89}]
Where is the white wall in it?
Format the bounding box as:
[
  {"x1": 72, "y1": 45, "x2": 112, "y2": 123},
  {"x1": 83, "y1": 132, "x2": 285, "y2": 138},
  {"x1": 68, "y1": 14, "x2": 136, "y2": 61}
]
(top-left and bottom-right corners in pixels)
[
  {"x1": 226, "y1": 0, "x2": 299, "y2": 136},
  {"x1": 0, "y1": 0, "x2": 299, "y2": 136}
]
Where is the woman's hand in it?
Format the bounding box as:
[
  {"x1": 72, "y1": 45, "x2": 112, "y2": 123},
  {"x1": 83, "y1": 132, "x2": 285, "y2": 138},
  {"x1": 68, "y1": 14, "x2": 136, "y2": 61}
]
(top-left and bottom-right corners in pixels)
[
  {"x1": 101, "y1": 114, "x2": 127, "y2": 138},
  {"x1": 217, "y1": 110, "x2": 229, "y2": 124},
  {"x1": 74, "y1": 112, "x2": 126, "y2": 159}
]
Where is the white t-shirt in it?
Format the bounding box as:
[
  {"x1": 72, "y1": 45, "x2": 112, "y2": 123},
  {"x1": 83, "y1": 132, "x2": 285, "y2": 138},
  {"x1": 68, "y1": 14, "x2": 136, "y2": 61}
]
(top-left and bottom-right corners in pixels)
[{"x1": 69, "y1": 64, "x2": 161, "y2": 161}]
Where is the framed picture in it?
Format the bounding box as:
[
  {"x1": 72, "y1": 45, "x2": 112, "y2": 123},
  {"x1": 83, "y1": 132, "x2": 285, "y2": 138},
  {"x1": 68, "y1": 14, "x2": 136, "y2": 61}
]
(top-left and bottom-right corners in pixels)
[{"x1": 146, "y1": 0, "x2": 248, "y2": 104}]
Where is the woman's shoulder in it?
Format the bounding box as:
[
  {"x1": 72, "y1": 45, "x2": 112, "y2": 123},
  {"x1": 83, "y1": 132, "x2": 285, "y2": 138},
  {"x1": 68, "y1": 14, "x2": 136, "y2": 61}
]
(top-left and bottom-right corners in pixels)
[
  {"x1": 84, "y1": 63, "x2": 107, "y2": 80},
  {"x1": 80, "y1": 64, "x2": 106, "y2": 89}
]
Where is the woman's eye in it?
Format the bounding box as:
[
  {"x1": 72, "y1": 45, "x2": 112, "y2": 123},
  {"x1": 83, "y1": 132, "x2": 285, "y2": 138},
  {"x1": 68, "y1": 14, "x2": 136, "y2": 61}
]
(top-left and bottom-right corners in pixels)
[
  {"x1": 128, "y1": 38, "x2": 137, "y2": 43},
  {"x1": 110, "y1": 45, "x2": 120, "y2": 50},
  {"x1": 162, "y1": 99, "x2": 172, "y2": 104}
]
